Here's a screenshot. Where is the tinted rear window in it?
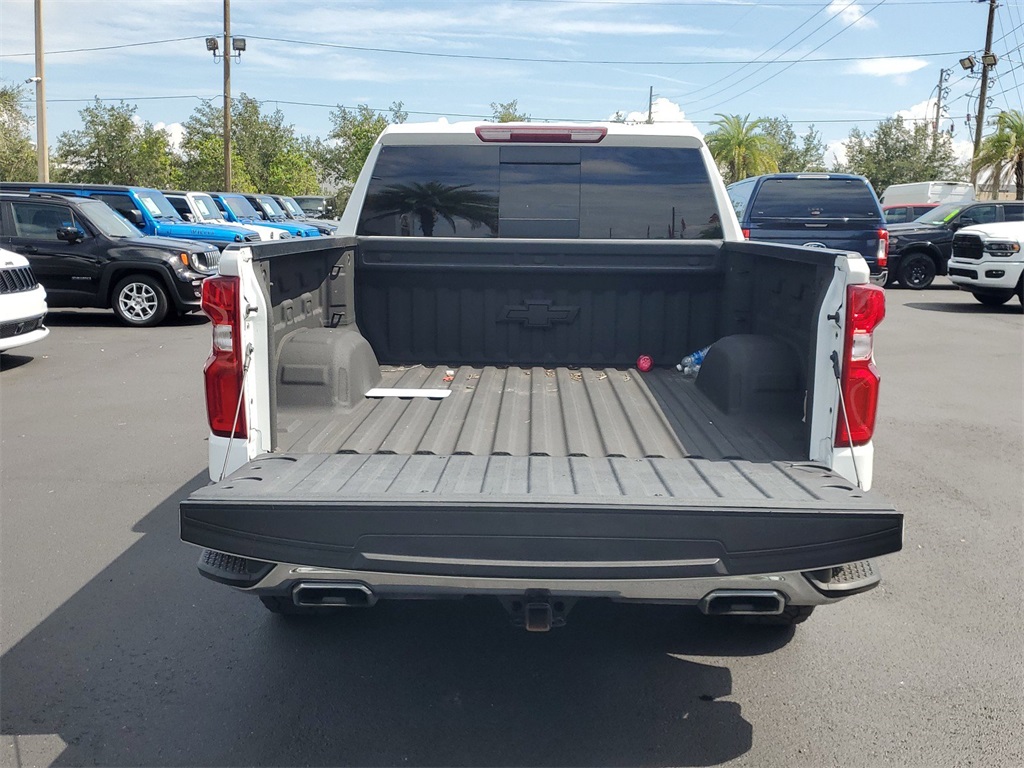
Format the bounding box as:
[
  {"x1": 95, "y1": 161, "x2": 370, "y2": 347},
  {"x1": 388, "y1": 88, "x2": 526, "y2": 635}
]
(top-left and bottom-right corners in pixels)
[
  {"x1": 357, "y1": 144, "x2": 721, "y2": 239},
  {"x1": 748, "y1": 178, "x2": 881, "y2": 219}
]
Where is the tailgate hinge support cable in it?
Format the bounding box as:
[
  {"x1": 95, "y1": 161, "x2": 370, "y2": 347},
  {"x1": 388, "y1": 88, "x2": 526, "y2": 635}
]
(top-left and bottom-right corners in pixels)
[{"x1": 218, "y1": 342, "x2": 255, "y2": 482}]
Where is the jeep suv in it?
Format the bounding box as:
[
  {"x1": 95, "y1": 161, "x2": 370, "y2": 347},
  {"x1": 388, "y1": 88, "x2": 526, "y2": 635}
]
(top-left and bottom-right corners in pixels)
[
  {"x1": 727, "y1": 173, "x2": 888, "y2": 285},
  {"x1": 887, "y1": 200, "x2": 1024, "y2": 289},
  {"x1": 0, "y1": 192, "x2": 220, "y2": 327}
]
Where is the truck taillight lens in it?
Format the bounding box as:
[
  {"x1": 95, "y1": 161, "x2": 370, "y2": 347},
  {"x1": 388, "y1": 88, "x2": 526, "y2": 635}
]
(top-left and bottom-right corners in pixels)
[
  {"x1": 835, "y1": 284, "x2": 885, "y2": 447},
  {"x1": 201, "y1": 276, "x2": 247, "y2": 438},
  {"x1": 876, "y1": 228, "x2": 889, "y2": 268},
  {"x1": 742, "y1": 228, "x2": 750, "y2": 240}
]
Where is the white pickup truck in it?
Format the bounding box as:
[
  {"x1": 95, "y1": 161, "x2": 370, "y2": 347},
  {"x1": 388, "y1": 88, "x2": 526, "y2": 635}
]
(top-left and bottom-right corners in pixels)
[
  {"x1": 179, "y1": 121, "x2": 901, "y2": 630},
  {"x1": 948, "y1": 221, "x2": 1024, "y2": 308}
]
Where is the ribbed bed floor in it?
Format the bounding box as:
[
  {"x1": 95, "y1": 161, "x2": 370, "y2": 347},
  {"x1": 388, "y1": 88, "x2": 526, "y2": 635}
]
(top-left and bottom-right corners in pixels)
[{"x1": 276, "y1": 365, "x2": 803, "y2": 461}]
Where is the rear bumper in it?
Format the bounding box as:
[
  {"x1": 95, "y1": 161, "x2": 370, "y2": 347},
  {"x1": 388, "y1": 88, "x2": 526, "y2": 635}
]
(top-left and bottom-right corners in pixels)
[{"x1": 196, "y1": 552, "x2": 883, "y2": 607}]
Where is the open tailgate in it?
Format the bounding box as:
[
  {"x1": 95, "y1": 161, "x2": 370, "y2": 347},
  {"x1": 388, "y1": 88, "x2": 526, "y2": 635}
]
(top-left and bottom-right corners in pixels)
[{"x1": 180, "y1": 454, "x2": 901, "y2": 579}]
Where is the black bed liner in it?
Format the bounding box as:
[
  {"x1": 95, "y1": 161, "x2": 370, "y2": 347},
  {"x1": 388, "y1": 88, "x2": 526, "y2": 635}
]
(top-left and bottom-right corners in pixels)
[
  {"x1": 277, "y1": 365, "x2": 800, "y2": 461},
  {"x1": 181, "y1": 454, "x2": 901, "y2": 578}
]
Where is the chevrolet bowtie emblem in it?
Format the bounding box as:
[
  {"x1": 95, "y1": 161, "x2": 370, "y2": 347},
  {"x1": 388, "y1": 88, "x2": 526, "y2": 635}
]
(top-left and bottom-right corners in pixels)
[{"x1": 500, "y1": 300, "x2": 580, "y2": 328}]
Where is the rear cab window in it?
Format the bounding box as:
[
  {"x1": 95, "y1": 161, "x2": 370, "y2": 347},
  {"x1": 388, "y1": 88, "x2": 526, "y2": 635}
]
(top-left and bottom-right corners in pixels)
[
  {"x1": 357, "y1": 145, "x2": 722, "y2": 239},
  {"x1": 747, "y1": 177, "x2": 882, "y2": 221}
]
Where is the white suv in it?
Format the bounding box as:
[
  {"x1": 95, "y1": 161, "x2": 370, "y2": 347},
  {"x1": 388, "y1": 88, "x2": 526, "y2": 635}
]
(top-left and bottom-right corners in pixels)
[
  {"x1": 949, "y1": 221, "x2": 1024, "y2": 308},
  {"x1": 0, "y1": 246, "x2": 49, "y2": 353}
]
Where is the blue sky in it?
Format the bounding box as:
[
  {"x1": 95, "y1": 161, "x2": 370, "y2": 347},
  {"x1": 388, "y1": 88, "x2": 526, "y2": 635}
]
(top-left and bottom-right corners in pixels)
[{"x1": 1, "y1": 0, "x2": 1022, "y2": 166}]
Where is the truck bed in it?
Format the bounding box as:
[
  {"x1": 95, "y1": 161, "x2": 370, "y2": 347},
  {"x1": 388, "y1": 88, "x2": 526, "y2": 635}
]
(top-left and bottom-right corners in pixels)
[{"x1": 277, "y1": 365, "x2": 803, "y2": 462}]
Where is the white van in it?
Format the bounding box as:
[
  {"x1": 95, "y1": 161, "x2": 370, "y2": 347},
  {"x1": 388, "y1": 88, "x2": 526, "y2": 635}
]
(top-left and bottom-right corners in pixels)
[{"x1": 880, "y1": 181, "x2": 975, "y2": 206}]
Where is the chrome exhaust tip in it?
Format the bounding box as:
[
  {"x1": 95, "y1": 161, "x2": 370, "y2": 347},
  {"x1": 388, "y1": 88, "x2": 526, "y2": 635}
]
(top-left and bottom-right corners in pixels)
[
  {"x1": 292, "y1": 582, "x2": 377, "y2": 608},
  {"x1": 698, "y1": 590, "x2": 786, "y2": 616}
]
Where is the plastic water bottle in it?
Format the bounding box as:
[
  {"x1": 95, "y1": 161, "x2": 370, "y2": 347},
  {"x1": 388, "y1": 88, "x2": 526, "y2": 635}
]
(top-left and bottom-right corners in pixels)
[{"x1": 676, "y1": 345, "x2": 711, "y2": 376}]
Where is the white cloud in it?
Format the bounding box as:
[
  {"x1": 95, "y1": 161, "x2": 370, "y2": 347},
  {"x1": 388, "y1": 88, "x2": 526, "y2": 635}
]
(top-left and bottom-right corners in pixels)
[
  {"x1": 826, "y1": 1, "x2": 877, "y2": 29},
  {"x1": 611, "y1": 98, "x2": 700, "y2": 132},
  {"x1": 825, "y1": 139, "x2": 848, "y2": 168},
  {"x1": 848, "y1": 58, "x2": 928, "y2": 78},
  {"x1": 154, "y1": 121, "x2": 185, "y2": 151},
  {"x1": 895, "y1": 98, "x2": 936, "y2": 121}
]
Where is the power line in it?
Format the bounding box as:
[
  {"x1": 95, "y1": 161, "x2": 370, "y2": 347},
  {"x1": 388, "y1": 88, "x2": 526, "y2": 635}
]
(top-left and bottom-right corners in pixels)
[
  {"x1": 665, "y1": 2, "x2": 831, "y2": 102},
  {"x1": 15, "y1": 92, "x2": 944, "y2": 126},
  {"x1": 0, "y1": 35, "x2": 210, "y2": 59},
  {"x1": 242, "y1": 34, "x2": 965, "y2": 67},
  {"x1": 690, "y1": 0, "x2": 892, "y2": 115}
]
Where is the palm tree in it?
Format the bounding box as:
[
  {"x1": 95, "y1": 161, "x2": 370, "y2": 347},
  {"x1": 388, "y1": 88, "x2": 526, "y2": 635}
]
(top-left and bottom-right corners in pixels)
[
  {"x1": 975, "y1": 109, "x2": 1024, "y2": 200},
  {"x1": 365, "y1": 181, "x2": 498, "y2": 236},
  {"x1": 705, "y1": 114, "x2": 779, "y2": 185}
]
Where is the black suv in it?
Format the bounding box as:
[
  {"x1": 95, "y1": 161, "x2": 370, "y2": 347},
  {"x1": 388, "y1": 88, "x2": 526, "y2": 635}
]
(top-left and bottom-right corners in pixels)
[
  {"x1": 887, "y1": 200, "x2": 1024, "y2": 289},
  {"x1": 0, "y1": 192, "x2": 220, "y2": 326}
]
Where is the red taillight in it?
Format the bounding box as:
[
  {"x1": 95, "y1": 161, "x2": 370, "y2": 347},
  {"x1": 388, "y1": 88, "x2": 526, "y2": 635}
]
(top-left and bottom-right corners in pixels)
[
  {"x1": 742, "y1": 228, "x2": 751, "y2": 240},
  {"x1": 475, "y1": 125, "x2": 607, "y2": 143},
  {"x1": 835, "y1": 284, "x2": 885, "y2": 447},
  {"x1": 876, "y1": 228, "x2": 889, "y2": 268},
  {"x1": 201, "y1": 276, "x2": 247, "y2": 438}
]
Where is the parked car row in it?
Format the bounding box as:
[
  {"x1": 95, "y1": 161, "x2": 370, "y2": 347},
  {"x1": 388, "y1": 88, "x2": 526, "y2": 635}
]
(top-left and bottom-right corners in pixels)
[
  {"x1": 727, "y1": 173, "x2": 1024, "y2": 296},
  {"x1": 0, "y1": 184, "x2": 341, "y2": 329}
]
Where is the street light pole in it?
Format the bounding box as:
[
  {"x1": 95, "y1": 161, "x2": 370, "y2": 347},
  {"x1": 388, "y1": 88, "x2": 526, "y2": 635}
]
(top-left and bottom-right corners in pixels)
[
  {"x1": 223, "y1": 0, "x2": 232, "y2": 192},
  {"x1": 34, "y1": 0, "x2": 49, "y2": 182}
]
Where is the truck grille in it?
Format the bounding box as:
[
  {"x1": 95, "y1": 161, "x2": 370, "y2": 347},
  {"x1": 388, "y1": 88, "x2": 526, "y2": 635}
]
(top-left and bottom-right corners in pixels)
[
  {"x1": 0, "y1": 266, "x2": 39, "y2": 294},
  {"x1": 952, "y1": 234, "x2": 984, "y2": 260}
]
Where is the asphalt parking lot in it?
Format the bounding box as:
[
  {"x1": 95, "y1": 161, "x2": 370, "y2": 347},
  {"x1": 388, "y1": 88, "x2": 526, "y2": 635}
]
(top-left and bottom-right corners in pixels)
[{"x1": 1, "y1": 281, "x2": 1021, "y2": 768}]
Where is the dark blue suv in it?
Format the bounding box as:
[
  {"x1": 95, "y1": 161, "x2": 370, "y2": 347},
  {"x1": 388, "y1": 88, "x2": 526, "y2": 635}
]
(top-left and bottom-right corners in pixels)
[{"x1": 727, "y1": 173, "x2": 888, "y2": 285}]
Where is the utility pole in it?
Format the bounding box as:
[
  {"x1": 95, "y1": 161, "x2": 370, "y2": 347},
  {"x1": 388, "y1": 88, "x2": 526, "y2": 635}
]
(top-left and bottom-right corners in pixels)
[
  {"x1": 647, "y1": 86, "x2": 654, "y2": 124},
  {"x1": 33, "y1": 0, "x2": 48, "y2": 182},
  {"x1": 223, "y1": 0, "x2": 232, "y2": 192},
  {"x1": 933, "y1": 68, "x2": 950, "y2": 141},
  {"x1": 970, "y1": 0, "x2": 998, "y2": 186}
]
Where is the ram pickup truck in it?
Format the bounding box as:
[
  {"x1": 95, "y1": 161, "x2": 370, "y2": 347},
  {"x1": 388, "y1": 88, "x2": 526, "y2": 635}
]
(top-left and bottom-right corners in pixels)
[
  {"x1": 948, "y1": 221, "x2": 1024, "y2": 308},
  {"x1": 180, "y1": 122, "x2": 902, "y2": 631}
]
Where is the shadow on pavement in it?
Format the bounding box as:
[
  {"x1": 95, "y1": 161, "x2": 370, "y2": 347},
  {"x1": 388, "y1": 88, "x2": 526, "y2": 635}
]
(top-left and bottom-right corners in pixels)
[
  {"x1": 905, "y1": 301, "x2": 1023, "y2": 314},
  {"x1": 0, "y1": 352, "x2": 36, "y2": 371},
  {"x1": 43, "y1": 311, "x2": 208, "y2": 328},
  {"x1": 0, "y1": 476, "x2": 795, "y2": 767}
]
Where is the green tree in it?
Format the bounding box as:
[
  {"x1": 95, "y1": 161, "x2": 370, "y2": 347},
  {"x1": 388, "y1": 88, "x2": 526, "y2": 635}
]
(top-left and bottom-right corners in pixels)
[
  {"x1": 834, "y1": 116, "x2": 965, "y2": 195},
  {"x1": 53, "y1": 99, "x2": 173, "y2": 187},
  {"x1": 231, "y1": 95, "x2": 317, "y2": 195},
  {"x1": 705, "y1": 113, "x2": 779, "y2": 185},
  {"x1": 176, "y1": 95, "x2": 318, "y2": 195},
  {"x1": 319, "y1": 102, "x2": 407, "y2": 211},
  {"x1": 975, "y1": 109, "x2": 1024, "y2": 200},
  {"x1": 758, "y1": 116, "x2": 825, "y2": 173},
  {"x1": 0, "y1": 83, "x2": 37, "y2": 181},
  {"x1": 491, "y1": 100, "x2": 529, "y2": 123}
]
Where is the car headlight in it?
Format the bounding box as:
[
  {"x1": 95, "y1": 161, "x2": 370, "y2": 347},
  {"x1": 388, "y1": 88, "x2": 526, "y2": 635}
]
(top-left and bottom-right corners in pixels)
[
  {"x1": 986, "y1": 241, "x2": 1020, "y2": 255},
  {"x1": 184, "y1": 249, "x2": 221, "y2": 275}
]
